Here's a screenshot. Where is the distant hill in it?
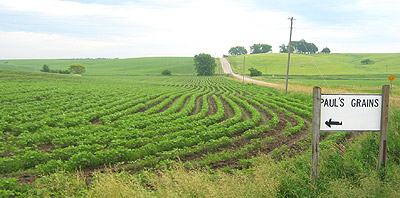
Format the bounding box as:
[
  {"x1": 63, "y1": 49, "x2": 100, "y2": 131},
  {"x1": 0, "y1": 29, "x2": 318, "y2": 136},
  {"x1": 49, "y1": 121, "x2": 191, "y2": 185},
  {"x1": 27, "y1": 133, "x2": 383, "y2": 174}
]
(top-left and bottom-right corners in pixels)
[
  {"x1": 0, "y1": 57, "x2": 195, "y2": 75},
  {"x1": 227, "y1": 53, "x2": 400, "y2": 75}
]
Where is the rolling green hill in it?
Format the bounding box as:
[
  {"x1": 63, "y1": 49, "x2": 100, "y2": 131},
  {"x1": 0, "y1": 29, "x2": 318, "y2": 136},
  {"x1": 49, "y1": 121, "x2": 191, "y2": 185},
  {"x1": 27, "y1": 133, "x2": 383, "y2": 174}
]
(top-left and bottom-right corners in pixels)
[
  {"x1": 0, "y1": 57, "x2": 195, "y2": 75},
  {"x1": 227, "y1": 53, "x2": 400, "y2": 76}
]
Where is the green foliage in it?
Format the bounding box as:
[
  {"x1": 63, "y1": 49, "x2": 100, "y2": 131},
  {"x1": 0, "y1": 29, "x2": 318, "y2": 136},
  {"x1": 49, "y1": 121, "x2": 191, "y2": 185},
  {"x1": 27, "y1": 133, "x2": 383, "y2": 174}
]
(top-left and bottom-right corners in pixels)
[
  {"x1": 193, "y1": 53, "x2": 216, "y2": 76},
  {"x1": 0, "y1": 177, "x2": 28, "y2": 197},
  {"x1": 361, "y1": 58, "x2": 374, "y2": 64},
  {"x1": 50, "y1": 69, "x2": 70, "y2": 74},
  {"x1": 40, "y1": 64, "x2": 69, "y2": 74},
  {"x1": 68, "y1": 63, "x2": 86, "y2": 74},
  {"x1": 40, "y1": 64, "x2": 50, "y2": 72},
  {"x1": 279, "y1": 44, "x2": 289, "y2": 53},
  {"x1": 291, "y1": 39, "x2": 318, "y2": 54},
  {"x1": 250, "y1": 43, "x2": 272, "y2": 54},
  {"x1": 264, "y1": 137, "x2": 275, "y2": 144},
  {"x1": 321, "y1": 47, "x2": 331, "y2": 54},
  {"x1": 161, "y1": 69, "x2": 172, "y2": 76},
  {"x1": 0, "y1": 70, "x2": 313, "y2": 176},
  {"x1": 228, "y1": 46, "x2": 247, "y2": 56},
  {"x1": 279, "y1": 39, "x2": 319, "y2": 54},
  {"x1": 248, "y1": 67, "x2": 262, "y2": 76}
]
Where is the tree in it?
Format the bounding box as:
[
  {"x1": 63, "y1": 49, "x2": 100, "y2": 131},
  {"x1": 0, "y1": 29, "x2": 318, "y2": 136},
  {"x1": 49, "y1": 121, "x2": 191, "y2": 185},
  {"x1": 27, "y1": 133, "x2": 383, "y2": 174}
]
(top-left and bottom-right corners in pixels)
[
  {"x1": 279, "y1": 44, "x2": 295, "y2": 53},
  {"x1": 279, "y1": 44, "x2": 288, "y2": 53},
  {"x1": 248, "y1": 68, "x2": 262, "y2": 77},
  {"x1": 41, "y1": 64, "x2": 50, "y2": 72},
  {"x1": 68, "y1": 64, "x2": 86, "y2": 74},
  {"x1": 361, "y1": 59, "x2": 374, "y2": 65},
  {"x1": 193, "y1": 53, "x2": 216, "y2": 76},
  {"x1": 321, "y1": 47, "x2": 331, "y2": 54},
  {"x1": 161, "y1": 69, "x2": 172, "y2": 76},
  {"x1": 290, "y1": 39, "x2": 318, "y2": 54},
  {"x1": 250, "y1": 44, "x2": 272, "y2": 54},
  {"x1": 228, "y1": 46, "x2": 247, "y2": 56}
]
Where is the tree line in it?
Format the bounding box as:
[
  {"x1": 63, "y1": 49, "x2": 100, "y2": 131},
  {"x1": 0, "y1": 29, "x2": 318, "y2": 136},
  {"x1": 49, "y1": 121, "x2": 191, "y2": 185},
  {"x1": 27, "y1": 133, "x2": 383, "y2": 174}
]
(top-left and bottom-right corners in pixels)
[
  {"x1": 228, "y1": 40, "x2": 330, "y2": 56},
  {"x1": 41, "y1": 64, "x2": 86, "y2": 74},
  {"x1": 192, "y1": 40, "x2": 331, "y2": 77}
]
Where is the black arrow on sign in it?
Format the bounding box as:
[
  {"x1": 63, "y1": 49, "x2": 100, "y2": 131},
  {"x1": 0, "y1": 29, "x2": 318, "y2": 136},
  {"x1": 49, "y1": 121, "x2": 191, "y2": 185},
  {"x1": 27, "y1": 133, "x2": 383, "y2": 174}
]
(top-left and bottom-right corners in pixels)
[{"x1": 325, "y1": 118, "x2": 343, "y2": 128}]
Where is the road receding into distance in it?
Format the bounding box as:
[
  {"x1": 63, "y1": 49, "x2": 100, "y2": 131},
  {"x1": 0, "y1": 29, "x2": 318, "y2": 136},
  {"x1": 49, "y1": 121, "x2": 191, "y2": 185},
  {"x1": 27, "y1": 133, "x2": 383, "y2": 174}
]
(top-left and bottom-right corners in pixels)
[{"x1": 220, "y1": 57, "x2": 282, "y2": 88}]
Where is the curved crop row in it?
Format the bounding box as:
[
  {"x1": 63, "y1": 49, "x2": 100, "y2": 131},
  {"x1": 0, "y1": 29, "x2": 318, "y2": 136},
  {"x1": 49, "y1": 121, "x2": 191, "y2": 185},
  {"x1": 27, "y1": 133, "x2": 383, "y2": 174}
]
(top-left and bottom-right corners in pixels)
[{"x1": 0, "y1": 75, "x2": 313, "y2": 174}]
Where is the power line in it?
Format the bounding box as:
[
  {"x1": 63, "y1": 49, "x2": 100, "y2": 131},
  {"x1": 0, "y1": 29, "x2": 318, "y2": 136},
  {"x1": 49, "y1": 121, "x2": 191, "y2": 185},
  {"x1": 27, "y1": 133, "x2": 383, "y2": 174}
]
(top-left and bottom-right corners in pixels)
[{"x1": 300, "y1": 42, "x2": 333, "y2": 93}]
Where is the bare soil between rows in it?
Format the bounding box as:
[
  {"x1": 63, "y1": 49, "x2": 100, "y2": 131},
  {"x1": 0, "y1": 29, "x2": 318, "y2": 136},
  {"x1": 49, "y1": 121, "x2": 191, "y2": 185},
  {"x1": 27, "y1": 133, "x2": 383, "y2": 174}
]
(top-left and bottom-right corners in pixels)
[{"x1": 1, "y1": 88, "x2": 315, "y2": 185}]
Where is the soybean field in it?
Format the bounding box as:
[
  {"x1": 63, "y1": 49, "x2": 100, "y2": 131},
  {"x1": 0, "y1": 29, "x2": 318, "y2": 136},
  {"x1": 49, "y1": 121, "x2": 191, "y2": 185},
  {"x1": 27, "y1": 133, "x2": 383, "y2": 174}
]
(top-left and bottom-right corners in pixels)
[{"x1": 0, "y1": 69, "x2": 313, "y2": 179}]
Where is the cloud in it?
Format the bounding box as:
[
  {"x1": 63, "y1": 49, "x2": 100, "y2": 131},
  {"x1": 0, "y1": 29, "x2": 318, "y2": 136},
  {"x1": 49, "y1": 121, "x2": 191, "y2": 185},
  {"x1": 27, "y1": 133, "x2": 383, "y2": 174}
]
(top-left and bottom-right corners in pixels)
[
  {"x1": 0, "y1": 0, "x2": 399, "y2": 58},
  {"x1": 0, "y1": 31, "x2": 117, "y2": 59},
  {"x1": 355, "y1": 0, "x2": 400, "y2": 13},
  {"x1": 0, "y1": 0, "x2": 114, "y2": 17},
  {"x1": 0, "y1": 0, "x2": 295, "y2": 57}
]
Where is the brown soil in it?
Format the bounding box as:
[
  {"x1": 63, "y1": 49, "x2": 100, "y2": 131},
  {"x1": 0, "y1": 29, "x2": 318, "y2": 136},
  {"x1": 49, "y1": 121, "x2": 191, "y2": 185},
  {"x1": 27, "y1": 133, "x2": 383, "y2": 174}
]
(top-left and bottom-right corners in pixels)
[
  {"x1": 90, "y1": 119, "x2": 103, "y2": 125},
  {"x1": 1, "y1": 174, "x2": 39, "y2": 185},
  {"x1": 38, "y1": 144, "x2": 55, "y2": 153},
  {"x1": 218, "y1": 95, "x2": 234, "y2": 121},
  {"x1": 206, "y1": 95, "x2": 218, "y2": 116},
  {"x1": 1, "y1": 150, "x2": 12, "y2": 157},
  {"x1": 157, "y1": 95, "x2": 182, "y2": 113},
  {"x1": 177, "y1": 96, "x2": 191, "y2": 113},
  {"x1": 249, "y1": 101, "x2": 271, "y2": 126},
  {"x1": 190, "y1": 95, "x2": 203, "y2": 115},
  {"x1": 236, "y1": 100, "x2": 251, "y2": 122},
  {"x1": 138, "y1": 96, "x2": 170, "y2": 113}
]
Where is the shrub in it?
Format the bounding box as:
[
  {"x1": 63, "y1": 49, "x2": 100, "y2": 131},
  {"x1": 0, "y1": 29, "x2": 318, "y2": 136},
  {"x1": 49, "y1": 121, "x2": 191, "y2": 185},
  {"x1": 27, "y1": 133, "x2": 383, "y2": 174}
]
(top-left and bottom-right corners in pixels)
[
  {"x1": 68, "y1": 64, "x2": 86, "y2": 74},
  {"x1": 161, "y1": 69, "x2": 172, "y2": 76},
  {"x1": 249, "y1": 68, "x2": 262, "y2": 76},
  {"x1": 361, "y1": 59, "x2": 374, "y2": 64},
  {"x1": 41, "y1": 64, "x2": 50, "y2": 72}
]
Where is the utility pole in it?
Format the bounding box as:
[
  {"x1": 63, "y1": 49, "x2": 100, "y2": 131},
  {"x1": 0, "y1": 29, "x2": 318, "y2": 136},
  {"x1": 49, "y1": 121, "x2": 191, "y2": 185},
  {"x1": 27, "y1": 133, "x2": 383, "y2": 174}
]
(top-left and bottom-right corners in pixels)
[
  {"x1": 243, "y1": 56, "x2": 245, "y2": 84},
  {"x1": 285, "y1": 17, "x2": 294, "y2": 94}
]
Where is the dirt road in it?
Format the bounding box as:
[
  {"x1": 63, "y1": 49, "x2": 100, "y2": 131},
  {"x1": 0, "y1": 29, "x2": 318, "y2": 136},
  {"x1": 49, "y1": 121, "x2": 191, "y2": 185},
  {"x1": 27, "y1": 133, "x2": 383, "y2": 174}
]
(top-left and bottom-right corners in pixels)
[{"x1": 220, "y1": 57, "x2": 281, "y2": 87}]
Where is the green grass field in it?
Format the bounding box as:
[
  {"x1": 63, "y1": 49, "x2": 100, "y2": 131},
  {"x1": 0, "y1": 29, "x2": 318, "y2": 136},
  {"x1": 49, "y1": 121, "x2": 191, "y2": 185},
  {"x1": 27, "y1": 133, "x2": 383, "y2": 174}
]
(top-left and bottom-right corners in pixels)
[
  {"x1": 227, "y1": 53, "x2": 400, "y2": 75},
  {"x1": 0, "y1": 57, "x2": 195, "y2": 75},
  {"x1": 227, "y1": 53, "x2": 400, "y2": 95}
]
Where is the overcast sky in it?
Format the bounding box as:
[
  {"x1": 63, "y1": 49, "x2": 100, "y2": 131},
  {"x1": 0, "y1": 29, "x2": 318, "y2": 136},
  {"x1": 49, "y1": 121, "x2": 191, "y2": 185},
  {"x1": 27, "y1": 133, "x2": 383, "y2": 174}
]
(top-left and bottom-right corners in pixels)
[{"x1": 0, "y1": 0, "x2": 399, "y2": 59}]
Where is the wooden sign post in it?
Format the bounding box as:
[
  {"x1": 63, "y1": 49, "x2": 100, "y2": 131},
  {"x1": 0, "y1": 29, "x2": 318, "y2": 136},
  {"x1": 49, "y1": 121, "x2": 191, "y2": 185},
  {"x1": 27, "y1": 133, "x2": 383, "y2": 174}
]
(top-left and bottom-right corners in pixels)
[
  {"x1": 311, "y1": 87, "x2": 321, "y2": 180},
  {"x1": 377, "y1": 85, "x2": 390, "y2": 179},
  {"x1": 311, "y1": 85, "x2": 390, "y2": 181}
]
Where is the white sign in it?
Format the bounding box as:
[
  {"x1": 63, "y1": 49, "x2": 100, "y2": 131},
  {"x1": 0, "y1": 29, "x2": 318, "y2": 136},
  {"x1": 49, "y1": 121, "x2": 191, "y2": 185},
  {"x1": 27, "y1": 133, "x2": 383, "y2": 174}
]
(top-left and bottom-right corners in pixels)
[{"x1": 320, "y1": 94, "x2": 382, "y2": 131}]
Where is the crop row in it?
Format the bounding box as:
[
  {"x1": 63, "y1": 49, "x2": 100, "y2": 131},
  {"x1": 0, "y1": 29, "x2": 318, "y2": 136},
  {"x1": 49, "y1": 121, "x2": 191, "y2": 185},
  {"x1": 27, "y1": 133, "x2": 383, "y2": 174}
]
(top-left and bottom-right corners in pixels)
[{"x1": 0, "y1": 74, "x2": 313, "y2": 174}]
